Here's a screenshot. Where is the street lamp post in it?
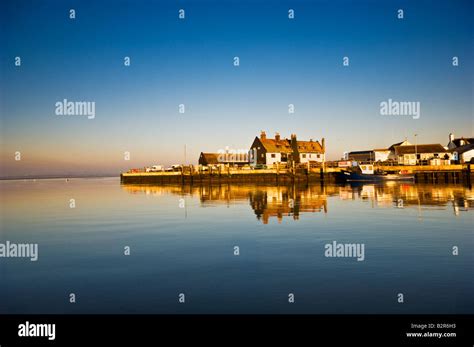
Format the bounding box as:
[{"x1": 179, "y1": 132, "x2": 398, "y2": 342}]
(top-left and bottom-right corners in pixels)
[{"x1": 414, "y1": 134, "x2": 418, "y2": 165}]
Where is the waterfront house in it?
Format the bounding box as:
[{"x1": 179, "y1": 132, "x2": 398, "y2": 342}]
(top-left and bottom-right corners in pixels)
[
  {"x1": 250, "y1": 131, "x2": 325, "y2": 166},
  {"x1": 446, "y1": 133, "x2": 474, "y2": 163},
  {"x1": 198, "y1": 153, "x2": 219, "y2": 166},
  {"x1": 297, "y1": 136, "x2": 326, "y2": 164},
  {"x1": 394, "y1": 144, "x2": 450, "y2": 165},
  {"x1": 449, "y1": 143, "x2": 474, "y2": 163},
  {"x1": 387, "y1": 140, "x2": 411, "y2": 160},
  {"x1": 447, "y1": 133, "x2": 474, "y2": 150},
  {"x1": 198, "y1": 151, "x2": 250, "y2": 166},
  {"x1": 345, "y1": 140, "x2": 411, "y2": 163},
  {"x1": 373, "y1": 148, "x2": 391, "y2": 162}
]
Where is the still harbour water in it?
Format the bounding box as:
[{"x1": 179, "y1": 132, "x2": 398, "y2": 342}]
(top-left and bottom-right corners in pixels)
[{"x1": 1, "y1": 178, "x2": 473, "y2": 314}]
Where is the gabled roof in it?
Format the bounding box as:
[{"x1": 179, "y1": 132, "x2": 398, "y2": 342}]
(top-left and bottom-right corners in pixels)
[
  {"x1": 388, "y1": 140, "x2": 411, "y2": 151},
  {"x1": 199, "y1": 152, "x2": 219, "y2": 164},
  {"x1": 258, "y1": 138, "x2": 324, "y2": 153},
  {"x1": 449, "y1": 143, "x2": 474, "y2": 154},
  {"x1": 394, "y1": 144, "x2": 447, "y2": 155},
  {"x1": 391, "y1": 141, "x2": 404, "y2": 147},
  {"x1": 450, "y1": 138, "x2": 474, "y2": 147},
  {"x1": 297, "y1": 140, "x2": 324, "y2": 153},
  {"x1": 259, "y1": 138, "x2": 293, "y2": 153}
]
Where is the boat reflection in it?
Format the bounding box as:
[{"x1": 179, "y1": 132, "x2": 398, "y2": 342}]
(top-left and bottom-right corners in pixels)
[
  {"x1": 339, "y1": 182, "x2": 473, "y2": 215},
  {"x1": 121, "y1": 183, "x2": 473, "y2": 222}
]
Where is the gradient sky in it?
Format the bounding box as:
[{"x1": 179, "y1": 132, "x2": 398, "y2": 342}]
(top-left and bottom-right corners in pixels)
[{"x1": 1, "y1": 0, "x2": 473, "y2": 177}]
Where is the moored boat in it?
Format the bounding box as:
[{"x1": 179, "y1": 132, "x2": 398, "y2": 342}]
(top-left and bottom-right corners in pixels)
[{"x1": 337, "y1": 164, "x2": 415, "y2": 182}]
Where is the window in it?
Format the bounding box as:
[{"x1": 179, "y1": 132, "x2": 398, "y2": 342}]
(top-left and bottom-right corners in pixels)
[
  {"x1": 271, "y1": 153, "x2": 276, "y2": 158},
  {"x1": 434, "y1": 153, "x2": 439, "y2": 158},
  {"x1": 302, "y1": 154, "x2": 306, "y2": 158},
  {"x1": 317, "y1": 154, "x2": 320, "y2": 158}
]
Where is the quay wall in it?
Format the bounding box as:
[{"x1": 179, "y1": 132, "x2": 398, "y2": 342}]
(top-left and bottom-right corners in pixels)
[
  {"x1": 121, "y1": 165, "x2": 473, "y2": 185},
  {"x1": 121, "y1": 171, "x2": 330, "y2": 185}
]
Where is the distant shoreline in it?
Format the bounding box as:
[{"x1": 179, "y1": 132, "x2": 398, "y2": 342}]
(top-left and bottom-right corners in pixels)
[{"x1": 0, "y1": 175, "x2": 119, "y2": 181}]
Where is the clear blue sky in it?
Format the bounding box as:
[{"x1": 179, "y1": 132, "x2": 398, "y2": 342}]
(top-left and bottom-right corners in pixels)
[{"x1": 1, "y1": 0, "x2": 472, "y2": 177}]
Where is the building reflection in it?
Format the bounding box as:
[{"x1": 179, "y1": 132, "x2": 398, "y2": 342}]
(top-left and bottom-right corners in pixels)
[
  {"x1": 121, "y1": 183, "x2": 473, "y2": 222},
  {"x1": 248, "y1": 185, "x2": 330, "y2": 224},
  {"x1": 338, "y1": 182, "x2": 474, "y2": 213}
]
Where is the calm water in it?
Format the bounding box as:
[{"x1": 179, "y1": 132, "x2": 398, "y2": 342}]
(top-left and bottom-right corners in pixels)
[{"x1": 1, "y1": 178, "x2": 473, "y2": 314}]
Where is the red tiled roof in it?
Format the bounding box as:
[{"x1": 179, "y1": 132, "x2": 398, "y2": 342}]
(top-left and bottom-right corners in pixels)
[
  {"x1": 260, "y1": 138, "x2": 324, "y2": 153},
  {"x1": 259, "y1": 138, "x2": 293, "y2": 153}
]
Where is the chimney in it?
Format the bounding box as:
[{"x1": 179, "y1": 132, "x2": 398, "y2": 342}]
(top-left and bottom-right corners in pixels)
[
  {"x1": 260, "y1": 130, "x2": 266, "y2": 140},
  {"x1": 449, "y1": 133, "x2": 454, "y2": 143},
  {"x1": 275, "y1": 132, "x2": 280, "y2": 142},
  {"x1": 290, "y1": 134, "x2": 300, "y2": 163},
  {"x1": 322, "y1": 138, "x2": 325, "y2": 152}
]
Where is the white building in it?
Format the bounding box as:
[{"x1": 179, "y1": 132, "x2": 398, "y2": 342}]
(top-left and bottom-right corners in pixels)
[
  {"x1": 447, "y1": 133, "x2": 474, "y2": 150},
  {"x1": 450, "y1": 144, "x2": 474, "y2": 163},
  {"x1": 447, "y1": 133, "x2": 474, "y2": 163},
  {"x1": 394, "y1": 144, "x2": 451, "y2": 165},
  {"x1": 250, "y1": 131, "x2": 325, "y2": 166},
  {"x1": 373, "y1": 149, "x2": 391, "y2": 162}
]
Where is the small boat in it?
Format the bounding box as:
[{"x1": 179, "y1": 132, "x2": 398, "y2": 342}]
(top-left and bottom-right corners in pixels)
[{"x1": 337, "y1": 164, "x2": 414, "y2": 182}]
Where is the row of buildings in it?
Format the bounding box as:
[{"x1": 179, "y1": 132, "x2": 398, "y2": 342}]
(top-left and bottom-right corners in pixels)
[
  {"x1": 198, "y1": 131, "x2": 474, "y2": 167},
  {"x1": 346, "y1": 134, "x2": 474, "y2": 165},
  {"x1": 199, "y1": 131, "x2": 325, "y2": 167}
]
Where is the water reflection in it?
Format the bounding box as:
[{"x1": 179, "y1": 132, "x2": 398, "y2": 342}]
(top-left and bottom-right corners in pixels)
[
  {"x1": 122, "y1": 183, "x2": 473, "y2": 222},
  {"x1": 2, "y1": 179, "x2": 472, "y2": 314},
  {"x1": 247, "y1": 185, "x2": 328, "y2": 224}
]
